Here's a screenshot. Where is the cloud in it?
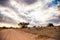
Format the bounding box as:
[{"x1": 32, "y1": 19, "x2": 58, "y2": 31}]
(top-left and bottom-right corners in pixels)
[
  {"x1": 49, "y1": 19, "x2": 60, "y2": 24},
  {"x1": 58, "y1": 3, "x2": 60, "y2": 10},
  {"x1": 0, "y1": 0, "x2": 9, "y2": 6},
  {"x1": 0, "y1": 13, "x2": 3, "y2": 22},
  {"x1": 48, "y1": 15, "x2": 60, "y2": 25},
  {"x1": 20, "y1": 0, "x2": 37, "y2": 5},
  {"x1": 0, "y1": 13, "x2": 17, "y2": 24},
  {"x1": 0, "y1": 0, "x2": 60, "y2": 27},
  {"x1": 58, "y1": 5, "x2": 60, "y2": 7},
  {"x1": 0, "y1": 6, "x2": 27, "y2": 23}
]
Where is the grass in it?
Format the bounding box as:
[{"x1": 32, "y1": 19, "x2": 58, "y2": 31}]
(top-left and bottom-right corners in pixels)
[
  {"x1": 37, "y1": 34, "x2": 50, "y2": 38},
  {"x1": 20, "y1": 26, "x2": 60, "y2": 39}
]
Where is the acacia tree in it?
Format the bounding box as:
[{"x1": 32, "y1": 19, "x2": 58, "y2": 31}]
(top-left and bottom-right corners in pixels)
[{"x1": 18, "y1": 22, "x2": 29, "y2": 28}]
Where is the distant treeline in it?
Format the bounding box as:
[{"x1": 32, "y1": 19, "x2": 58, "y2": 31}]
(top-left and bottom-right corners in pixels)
[{"x1": 0, "y1": 22, "x2": 60, "y2": 29}]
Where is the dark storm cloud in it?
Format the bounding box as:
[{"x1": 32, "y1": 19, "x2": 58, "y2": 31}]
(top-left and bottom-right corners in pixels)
[
  {"x1": 0, "y1": 0, "x2": 9, "y2": 6},
  {"x1": 48, "y1": 15, "x2": 60, "y2": 24},
  {"x1": 20, "y1": 0, "x2": 37, "y2": 5},
  {"x1": 58, "y1": 4, "x2": 60, "y2": 10},
  {"x1": 0, "y1": 13, "x2": 17, "y2": 24},
  {"x1": 58, "y1": 5, "x2": 60, "y2": 7}
]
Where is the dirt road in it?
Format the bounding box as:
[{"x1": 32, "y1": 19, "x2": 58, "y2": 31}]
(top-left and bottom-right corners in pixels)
[{"x1": 0, "y1": 29, "x2": 36, "y2": 40}]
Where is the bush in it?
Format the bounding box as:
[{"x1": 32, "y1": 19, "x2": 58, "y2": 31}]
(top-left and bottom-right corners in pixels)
[
  {"x1": 47, "y1": 23, "x2": 54, "y2": 27},
  {"x1": 2, "y1": 26, "x2": 7, "y2": 29},
  {"x1": 9, "y1": 27, "x2": 13, "y2": 29},
  {"x1": 33, "y1": 26, "x2": 36, "y2": 28}
]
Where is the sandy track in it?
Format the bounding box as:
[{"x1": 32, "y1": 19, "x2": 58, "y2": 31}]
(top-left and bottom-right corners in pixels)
[{"x1": 0, "y1": 29, "x2": 36, "y2": 40}]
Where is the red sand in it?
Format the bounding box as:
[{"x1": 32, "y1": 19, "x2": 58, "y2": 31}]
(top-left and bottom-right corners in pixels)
[{"x1": 0, "y1": 29, "x2": 36, "y2": 40}]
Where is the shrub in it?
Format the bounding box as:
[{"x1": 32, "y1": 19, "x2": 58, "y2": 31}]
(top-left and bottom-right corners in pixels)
[
  {"x1": 10, "y1": 27, "x2": 13, "y2": 29},
  {"x1": 47, "y1": 23, "x2": 54, "y2": 27},
  {"x1": 2, "y1": 26, "x2": 7, "y2": 29},
  {"x1": 33, "y1": 26, "x2": 36, "y2": 28}
]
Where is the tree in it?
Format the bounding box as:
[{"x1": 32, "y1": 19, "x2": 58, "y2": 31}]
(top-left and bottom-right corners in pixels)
[
  {"x1": 47, "y1": 23, "x2": 54, "y2": 27},
  {"x1": 18, "y1": 22, "x2": 29, "y2": 28}
]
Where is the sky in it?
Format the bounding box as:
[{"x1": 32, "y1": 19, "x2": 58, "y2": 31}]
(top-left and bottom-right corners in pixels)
[{"x1": 0, "y1": 0, "x2": 60, "y2": 27}]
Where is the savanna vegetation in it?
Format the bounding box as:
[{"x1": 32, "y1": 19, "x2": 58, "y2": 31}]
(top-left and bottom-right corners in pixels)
[{"x1": 0, "y1": 22, "x2": 60, "y2": 40}]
